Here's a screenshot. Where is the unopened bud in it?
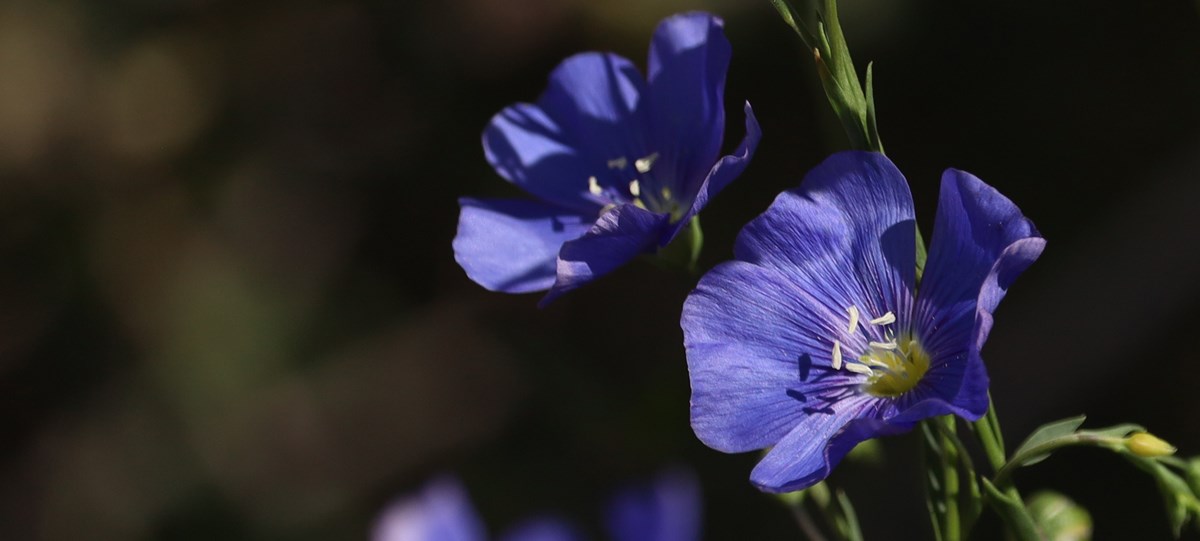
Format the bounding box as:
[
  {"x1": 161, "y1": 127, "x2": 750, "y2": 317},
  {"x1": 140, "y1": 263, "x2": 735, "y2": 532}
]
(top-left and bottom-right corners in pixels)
[
  {"x1": 1124, "y1": 432, "x2": 1176, "y2": 457},
  {"x1": 1027, "y1": 490, "x2": 1092, "y2": 541}
]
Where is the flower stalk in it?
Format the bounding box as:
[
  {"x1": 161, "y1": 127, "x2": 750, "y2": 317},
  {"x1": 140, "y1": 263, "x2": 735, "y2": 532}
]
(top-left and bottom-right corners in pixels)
[{"x1": 769, "y1": 0, "x2": 883, "y2": 153}]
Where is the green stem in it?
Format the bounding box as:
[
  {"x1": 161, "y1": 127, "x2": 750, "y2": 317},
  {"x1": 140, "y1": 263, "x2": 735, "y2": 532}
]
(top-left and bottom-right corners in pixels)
[
  {"x1": 933, "y1": 418, "x2": 983, "y2": 536},
  {"x1": 992, "y1": 434, "x2": 1127, "y2": 488},
  {"x1": 971, "y1": 395, "x2": 1042, "y2": 539},
  {"x1": 835, "y1": 489, "x2": 864, "y2": 541},
  {"x1": 936, "y1": 418, "x2": 961, "y2": 541},
  {"x1": 784, "y1": 497, "x2": 831, "y2": 541},
  {"x1": 972, "y1": 394, "x2": 1007, "y2": 473}
]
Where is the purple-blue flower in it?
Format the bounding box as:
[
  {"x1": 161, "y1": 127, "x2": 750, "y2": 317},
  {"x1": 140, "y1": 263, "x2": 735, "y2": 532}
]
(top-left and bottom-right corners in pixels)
[
  {"x1": 372, "y1": 470, "x2": 701, "y2": 541},
  {"x1": 682, "y1": 151, "x2": 1045, "y2": 493},
  {"x1": 454, "y1": 12, "x2": 761, "y2": 305}
]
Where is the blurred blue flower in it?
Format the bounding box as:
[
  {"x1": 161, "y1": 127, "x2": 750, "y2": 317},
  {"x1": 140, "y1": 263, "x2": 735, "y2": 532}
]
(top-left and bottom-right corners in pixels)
[
  {"x1": 454, "y1": 12, "x2": 760, "y2": 306},
  {"x1": 372, "y1": 476, "x2": 493, "y2": 541},
  {"x1": 682, "y1": 151, "x2": 1044, "y2": 492},
  {"x1": 373, "y1": 469, "x2": 700, "y2": 541}
]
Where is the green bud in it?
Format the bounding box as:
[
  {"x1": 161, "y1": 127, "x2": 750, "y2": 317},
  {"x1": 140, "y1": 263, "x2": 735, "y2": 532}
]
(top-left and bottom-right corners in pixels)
[
  {"x1": 1125, "y1": 432, "x2": 1177, "y2": 457},
  {"x1": 1027, "y1": 490, "x2": 1093, "y2": 541}
]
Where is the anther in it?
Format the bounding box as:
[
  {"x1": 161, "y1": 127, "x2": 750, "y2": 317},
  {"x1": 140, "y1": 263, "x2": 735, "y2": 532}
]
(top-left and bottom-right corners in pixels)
[
  {"x1": 629, "y1": 180, "x2": 641, "y2": 197},
  {"x1": 862, "y1": 356, "x2": 889, "y2": 368},
  {"x1": 869, "y1": 312, "x2": 896, "y2": 325},
  {"x1": 831, "y1": 340, "x2": 843, "y2": 370},
  {"x1": 635, "y1": 152, "x2": 659, "y2": 173},
  {"x1": 844, "y1": 363, "x2": 873, "y2": 376},
  {"x1": 846, "y1": 306, "x2": 860, "y2": 334},
  {"x1": 607, "y1": 157, "x2": 628, "y2": 169},
  {"x1": 588, "y1": 176, "x2": 603, "y2": 196},
  {"x1": 869, "y1": 340, "x2": 899, "y2": 351}
]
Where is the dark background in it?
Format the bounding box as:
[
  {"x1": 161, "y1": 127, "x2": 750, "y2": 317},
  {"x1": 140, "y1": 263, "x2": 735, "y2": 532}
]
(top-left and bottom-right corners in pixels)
[{"x1": 0, "y1": 0, "x2": 1198, "y2": 539}]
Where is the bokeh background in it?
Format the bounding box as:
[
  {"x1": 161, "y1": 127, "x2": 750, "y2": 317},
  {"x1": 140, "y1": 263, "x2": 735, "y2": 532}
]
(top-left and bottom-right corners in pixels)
[{"x1": 1, "y1": 0, "x2": 1199, "y2": 539}]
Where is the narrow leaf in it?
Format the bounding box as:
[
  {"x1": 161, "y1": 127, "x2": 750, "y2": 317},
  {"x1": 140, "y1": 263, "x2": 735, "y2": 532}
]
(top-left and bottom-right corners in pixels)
[
  {"x1": 1078, "y1": 423, "x2": 1143, "y2": 439},
  {"x1": 864, "y1": 62, "x2": 883, "y2": 154},
  {"x1": 1011, "y1": 415, "x2": 1086, "y2": 467}
]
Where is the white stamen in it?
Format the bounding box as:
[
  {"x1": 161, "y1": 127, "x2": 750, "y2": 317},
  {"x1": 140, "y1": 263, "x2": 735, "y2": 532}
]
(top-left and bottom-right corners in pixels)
[
  {"x1": 629, "y1": 179, "x2": 641, "y2": 197},
  {"x1": 607, "y1": 157, "x2": 628, "y2": 169},
  {"x1": 869, "y1": 311, "x2": 896, "y2": 325},
  {"x1": 634, "y1": 152, "x2": 659, "y2": 173},
  {"x1": 844, "y1": 363, "x2": 873, "y2": 375},
  {"x1": 869, "y1": 340, "x2": 899, "y2": 350},
  {"x1": 831, "y1": 340, "x2": 843, "y2": 370},
  {"x1": 846, "y1": 306, "x2": 860, "y2": 334},
  {"x1": 863, "y1": 356, "x2": 889, "y2": 368},
  {"x1": 588, "y1": 176, "x2": 603, "y2": 196}
]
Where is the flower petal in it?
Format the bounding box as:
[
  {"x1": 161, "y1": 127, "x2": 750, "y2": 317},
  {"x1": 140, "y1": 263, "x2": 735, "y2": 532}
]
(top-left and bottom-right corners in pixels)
[
  {"x1": 482, "y1": 103, "x2": 597, "y2": 212},
  {"x1": 750, "y1": 403, "x2": 911, "y2": 493},
  {"x1": 605, "y1": 468, "x2": 702, "y2": 541},
  {"x1": 483, "y1": 52, "x2": 651, "y2": 211},
  {"x1": 372, "y1": 476, "x2": 486, "y2": 541},
  {"x1": 684, "y1": 261, "x2": 867, "y2": 453},
  {"x1": 454, "y1": 198, "x2": 593, "y2": 293},
  {"x1": 540, "y1": 52, "x2": 647, "y2": 137},
  {"x1": 540, "y1": 204, "x2": 668, "y2": 306},
  {"x1": 667, "y1": 102, "x2": 761, "y2": 242},
  {"x1": 913, "y1": 169, "x2": 1045, "y2": 418},
  {"x1": 733, "y1": 151, "x2": 916, "y2": 328},
  {"x1": 499, "y1": 517, "x2": 584, "y2": 541},
  {"x1": 539, "y1": 52, "x2": 653, "y2": 191},
  {"x1": 645, "y1": 12, "x2": 731, "y2": 198}
]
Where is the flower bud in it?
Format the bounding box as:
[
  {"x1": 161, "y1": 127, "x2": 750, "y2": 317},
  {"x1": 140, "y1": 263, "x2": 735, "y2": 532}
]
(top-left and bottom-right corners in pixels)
[
  {"x1": 1027, "y1": 490, "x2": 1092, "y2": 541},
  {"x1": 1124, "y1": 432, "x2": 1176, "y2": 457}
]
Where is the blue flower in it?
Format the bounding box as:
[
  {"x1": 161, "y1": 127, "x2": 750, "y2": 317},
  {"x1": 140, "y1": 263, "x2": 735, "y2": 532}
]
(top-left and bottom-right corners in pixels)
[
  {"x1": 682, "y1": 151, "x2": 1045, "y2": 493},
  {"x1": 454, "y1": 12, "x2": 761, "y2": 305},
  {"x1": 372, "y1": 470, "x2": 700, "y2": 541}
]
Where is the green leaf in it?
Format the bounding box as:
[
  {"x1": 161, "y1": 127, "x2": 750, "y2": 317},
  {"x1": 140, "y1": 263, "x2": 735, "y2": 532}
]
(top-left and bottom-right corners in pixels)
[
  {"x1": 820, "y1": 0, "x2": 864, "y2": 105},
  {"x1": 1079, "y1": 423, "x2": 1143, "y2": 439},
  {"x1": 768, "y1": 0, "x2": 817, "y2": 48},
  {"x1": 1011, "y1": 415, "x2": 1087, "y2": 467},
  {"x1": 981, "y1": 478, "x2": 1043, "y2": 541},
  {"x1": 864, "y1": 62, "x2": 883, "y2": 154}
]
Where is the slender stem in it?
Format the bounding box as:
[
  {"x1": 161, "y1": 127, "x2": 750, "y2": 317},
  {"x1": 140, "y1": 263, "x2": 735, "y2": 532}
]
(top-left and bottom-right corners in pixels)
[
  {"x1": 972, "y1": 394, "x2": 1007, "y2": 473},
  {"x1": 937, "y1": 417, "x2": 961, "y2": 541},
  {"x1": 971, "y1": 395, "x2": 1032, "y2": 530},
  {"x1": 787, "y1": 501, "x2": 831, "y2": 541},
  {"x1": 992, "y1": 434, "x2": 1125, "y2": 487},
  {"x1": 919, "y1": 422, "x2": 946, "y2": 541},
  {"x1": 1154, "y1": 454, "x2": 1189, "y2": 470},
  {"x1": 835, "y1": 489, "x2": 865, "y2": 541}
]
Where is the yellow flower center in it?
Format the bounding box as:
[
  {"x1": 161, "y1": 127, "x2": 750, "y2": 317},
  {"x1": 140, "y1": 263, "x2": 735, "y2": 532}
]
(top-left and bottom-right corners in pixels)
[
  {"x1": 829, "y1": 306, "x2": 929, "y2": 398},
  {"x1": 859, "y1": 334, "x2": 930, "y2": 397}
]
